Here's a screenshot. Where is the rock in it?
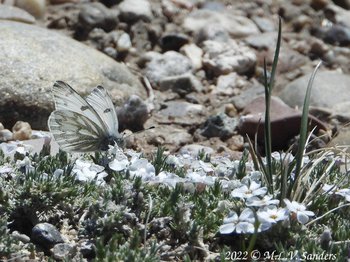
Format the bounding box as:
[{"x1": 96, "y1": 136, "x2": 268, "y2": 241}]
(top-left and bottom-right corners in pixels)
[
  {"x1": 80, "y1": 240, "x2": 96, "y2": 258},
  {"x1": 183, "y1": 9, "x2": 259, "y2": 39},
  {"x1": 77, "y1": 2, "x2": 119, "y2": 37},
  {"x1": 214, "y1": 72, "x2": 249, "y2": 96},
  {"x1": 117, "y1": 95, "x2": 149, "y2": 131},
  {"x1": 99, "y1": 0, "x2": 123, "y2": 7},
  {"x1": 15, "y1": 0, "x2": 46, "y2": 19},
  {"x1": 325, "y1": 4, "x2": 350, "y2": 28},
  {"x1": 144, "y1": 125, "x2": 192, "y2": 149},
  {"x1": 231, "y1": 83, "x2": 265, "y2": 111},
  {"x1": 332, "y1": 0, "x2": 350, "y2": 9},
  {"x1": 323, "y1": 25, "x2": 350, "y2": 46},
  {"x1": 52, "y1": 243, "x2": 76, "y2": 261},
  {"x1": 329, "y1": 126, "x2": 350, "y2": 151},
  {"x1": 0, "y1": 4, "x2": 35, "y2": 23},
  {"x1": 199, "y1": 113, "x2": 238, "y2": 139},
  {"x1": 144, "y1": 51, "x2": 193, "y2": 86},
  {"x1": 117, "y1": 32, "x2": 132, "y2": 52},
  {"x1": 200, "y1": 1, "x2": 226, "y2": 11},
  {"x1": 130, "y1": 21, "x2": 153, "y2": 52},
  {"x1": 251, "y1": 16, "x2": 276, "y2": 32},
  {"x1": 202, "y1": 40, "x2": 256, "y2": 76},
  {"x1": 119, "y1": 0, "x2": 153, "y2": 23},
  {"x1": 179, "y1": 144, "x2": 215, "y2": 157},
  {"x1": 159, "y1": 73, "x2": 203, "y2": 95},
  {"x1": 0, "y1": 129, "x2": 13, "y2": 142},
  {"x1": 0, "y1": 21, "x2": 145, "y2": 130},
  {"x1": 180, "y1": 43, "x2": 203, "y2": 70},
  {"x1": 159, "y1": 101, "x2": 204, "y2": 118},
  {"x1": 160, "y1": 32, "x2": 190, "y2": 51},
  {"x1": 279, "y1": 71, "x2": 350, "y2": 110},
  {"x1": 245, "y1": 32, "x2": 278, "y2": 50},
  {"x1": 238, "y1": 96, "x2": 328, "y2": 151},
  {"x1": 11, "y1": 231, "x2": 30, "y2": 243},
  {"x1": 12, "y1": 121, "x2": 32, "y2": 140},
  {"x1": 196, "y1": 23, "x2": 231, "y2": 43},
  {"x1": 31, "y1": 223, "x2": 64, "y2": 249}
]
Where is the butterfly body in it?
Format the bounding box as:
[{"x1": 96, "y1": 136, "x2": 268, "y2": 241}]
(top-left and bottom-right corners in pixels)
[{"x1": 48, "y1": 81, "x2": 123, "y2": 152}]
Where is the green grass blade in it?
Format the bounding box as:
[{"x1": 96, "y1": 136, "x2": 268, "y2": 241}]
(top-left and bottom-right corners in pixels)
[{"x1": 291, "y1": 61, "x2": 322, "y2": 194}]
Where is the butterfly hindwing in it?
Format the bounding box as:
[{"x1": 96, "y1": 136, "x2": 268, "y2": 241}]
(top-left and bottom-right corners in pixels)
[{"x1": 48, "y1": 110, "x2": 106, "y2": 152}]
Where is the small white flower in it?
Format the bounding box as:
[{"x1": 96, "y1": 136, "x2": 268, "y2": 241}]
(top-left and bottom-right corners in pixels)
[
  {"x1": 284, "y1": 199, "x2": 315, "y2": 224},
  {"x1": 73, "y1": 159, "x2": 106, "y2": 185},
  {"x1": 187, "y1": 171, "x2": 216, "y2": 186},
  {"x1": 0, "y1": 165, "x2": 13, "y2": 174},
  {"x1": 246, "y1": 195, "x2": 279, "y2": 207},
  {"x1": 257, "y1": 206, "x2": 288, "y2": 224},
  {"x1": 109, "y1": 150, "x2": 130, "y2": 172},
  {"x1": 156, "y1": 171, "x2": 183, "y2": 188},
  {"x1": 16, "y1": 156, "x2": 34, "y2": 174},
  {"x1": 231, "y1": 180, "x2": 267, "y2": 199},
  {"x1": 219, "y1": 208, "x2": 256, "y2": 234},
  {"x1": 128, "y1": 158, "x2": 155, "y2": 181},
  {"x1": 165, "y1": 155, "x2": 183, "y2": 168}
]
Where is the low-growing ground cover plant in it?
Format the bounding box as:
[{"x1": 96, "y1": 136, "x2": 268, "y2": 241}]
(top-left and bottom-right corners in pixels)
[{"x1": 1, "y1": 20, "x2": 350, "y2": 262}]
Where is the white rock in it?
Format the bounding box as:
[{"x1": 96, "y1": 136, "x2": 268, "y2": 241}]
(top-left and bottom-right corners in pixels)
[
  {"x1": 180, "y1": 43, "x2": 203, "y2": 70},
  {"x1": 119, "y1": 0, "x2": 153, "y2": 22},
  {"x1": 0, "y1": 4, "x2": 35, "y2": 23},
  {"x1": 117, "y1": 32, "x2": 132, "y2": 52},
  {"x1": 15, "y1": 0, "x2": 46, "y2": 19}
]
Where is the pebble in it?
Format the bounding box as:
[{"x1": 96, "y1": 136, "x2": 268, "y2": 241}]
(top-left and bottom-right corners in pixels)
[
  {"x1": 117, "y1": 32, "x2": 132, "y2": 52},
  {"x1": 31, "y1": 223, "x2": 64, "y2": 249},
  {"x1": 15, "y1": 0, "x2": 46, "y2": 19},
  {"x1": 251, "y1": 16, "x2": 276, "y2": 32},
  {"x1": 144, "y1": 51, "x2": 193, "y2": 86},
  {"x1": 119, "y1": 0, "x2": 153, "y2": 23},
  {"x1": 323, "y1": 25, "x2": 350, "y2": 46},
  {"x1": 77, "y1": 3, "x2": 119, "y2": 34},
  {"x1": 199, "y1": 113, "x2": 238, "y2": 139},
  {"x1": 183, "y1": 9, "x2": 259, "y2": 39},
  {"x1": 0, "y1": 4, "x2": 35, "y2": 23},
  {"x1": 180, "y1": 43, "x2": 203, "y2": 70},
  {"x1": 202, "y1": 40, "x2": 256, "y2": 76},
  {"x1": 159, "y1": 73, "x2": 203, "y2": 95},
  {"x1": 12, "y1": 121, "x2": 32, "y2": 140},
  {"x1": 52, "y1": 243, "x2": 76, "y2": 261},
  {"x1": 0, "y1": 129, "x2": 13, "y2": 142},
  {"x1": 245, "y1": 32, "x2": 278, "y2": 50},
  {"x1": 160, "y1": 32, "x2": 190, "y2": 51},
  {"x1": 80, "y1": 240, "x2": 96, "y2": 258},
  {"x1": 11, "y1": 231, "x2": 31, "y2": 243},
  {"x1": 117, "y1": 95, "x2": 149, "y2": 131},
  {"x1": 231, "y1": 83, "x2": 265, "y2": 111},
  {"x1": 159, "y1": 101, "x2": 204, "y2": 118},
  {"x1": 214, "y1": 72, "x2": 249, "y2": 96}
]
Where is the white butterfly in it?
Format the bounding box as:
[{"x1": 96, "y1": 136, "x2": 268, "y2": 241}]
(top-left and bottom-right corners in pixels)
[{"x1": 48, "y1": 81, "x2": 124, "y2": 152}]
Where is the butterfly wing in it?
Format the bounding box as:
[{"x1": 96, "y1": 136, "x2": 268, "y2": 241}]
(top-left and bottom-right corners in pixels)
[
  {"x1": 48, "y1": 110, "x2": 106, "y2": 152},
  {"x1": 48, "y1": 81, "x2": 115, "y2": 152},
  {"x1": 85, "y1": 85, "x2": 120, "y2": 137}
]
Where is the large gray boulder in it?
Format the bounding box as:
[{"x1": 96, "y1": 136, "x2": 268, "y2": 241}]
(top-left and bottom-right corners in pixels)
[{"x1": 0, "y1": 21, "x2": 145, "y2": 130}]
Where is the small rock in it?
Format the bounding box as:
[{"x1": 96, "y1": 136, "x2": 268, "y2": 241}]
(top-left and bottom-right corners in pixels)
[
  {"x1": 117, "y1": 95, "x2": 149, "y2": 131},
  {"x1": 251, "y1": 16, "x2": 276, "y2": 32},
  {"x1": 52, "y1": 243, "x2": 76, "y2": 261},
  {"x1": 202, "y1": 40, "x2": 256, "y2": 76},
  {"x1": 12, "y1": 121, "x2": 32, "y2": 140},
  {"x1": 0, "y1": 129, "x2": 13, "y2": 142},
  {"x1": 31, "y1": 223, "x2": 64, "y2": 249},
  {"x1": 245, "y1": 32, "x2": 278, "y2": 50},
  {"x1": 80, "y1": 240, "x2": 96, "y2": 259},
  {"x1": 130, "y1": 21, "x2": 153, "y2": 52},
  {"x1": 11, "y1": 231, "x2": 30, "y2": 243},
  {"x1": 119, "y1": 0, "x2": 153, "y2": 23},
  {"x1": 225, "y1": 103, "x2": 237, "y2": 117},
  {"x1": 144, "y1": 51, "x2": 193, "y2": 86},
  {"x1": 214, "y1": 72, "x2": 249, "y2": 96},
  {"x1": 179, "y1": 144, "x2": 214, "y2": 156},
  {"x1": 196, "y1": 23, "x2": 231, "y2": 43},
  {"x1": 200, "y1": 113, "x2": 238, "y2": 139},
  {"x1": 159, "y1": 73, "x2": 203, "y2": 95},
  {"x1": 183, "y1": 9, "x2": 259, "y2": 39},
  {"x1": 159, "y1": 101, "x2": 204, "y2": 118},
  {"x1": 231, "y1": 83, "x2": 265, "y2": 111},
  {"x1": 200, "y1": 1, "x2": 226, "y2": 11},
  {"x1": 0, "y1": 5, "x2": 35, "y2": 23},
  {"x1": 77, "y1": 2, "x2": 119, "y2": 36},
  {"x1": 15, "y1": 0, "x2": 46, "y2": 19},
  {"x1": 323, "y1": 25, "x2": 350, "y2": 46},
  {"x1": 117, "y1": 32, "x2": 132, "y2": 52},
  {"x1": 180, "y1": 43, "x2": 203, "y2": 70},
  {"x1": 160, "y1": 32, "x2": 190, "y2": 51}
]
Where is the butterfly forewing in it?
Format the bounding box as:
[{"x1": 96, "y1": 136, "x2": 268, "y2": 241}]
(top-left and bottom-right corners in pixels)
[{"x1": 86, "y1": 85, "x2": 119, "y2": 136}]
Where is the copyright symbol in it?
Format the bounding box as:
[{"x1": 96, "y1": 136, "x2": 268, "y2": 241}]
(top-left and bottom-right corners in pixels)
[{"x1": 251, "y1": 250, "x2": 261, "y2": 260}]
